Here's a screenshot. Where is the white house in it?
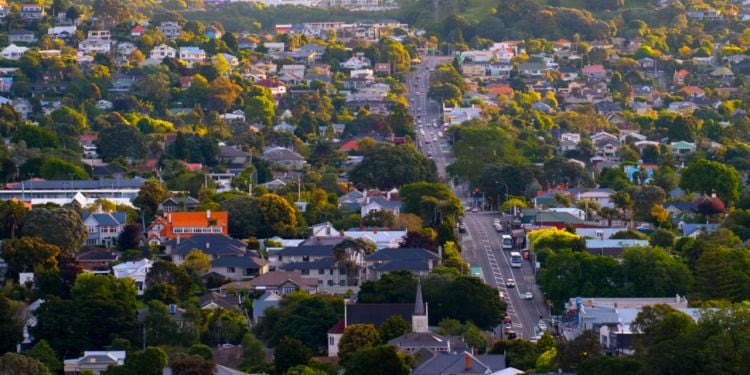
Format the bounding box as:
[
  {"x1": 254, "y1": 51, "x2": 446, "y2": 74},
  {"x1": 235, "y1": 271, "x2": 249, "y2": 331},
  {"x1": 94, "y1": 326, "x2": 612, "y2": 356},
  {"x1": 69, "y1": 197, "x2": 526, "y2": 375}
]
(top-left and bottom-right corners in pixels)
[
  {"x1": 112, "y1": 259, "x2": 153, "y2": 296},
  {"x1": 79, "y1": 38, "x2": 111, "y2": 54},
  {"x1": 1, "y1": 44, "x2": 29, "y2": 60},
  {"x1": 179, "y1": 47, "x2": 206, "y2": 65},
  {"x1": 341, "y1": 53, "x2": 372, "y2": 69},
  {"x1": 360, "y1": 197, "x2": 401, "y2": 217},
  {"x1": 150, "y1": 44, "x2": 177, "y2": 60},
  {"x1": 64, "y1": 351, "x2": 126, "y2": 375},
  {"x1": 159, "y1": 22, "x2": 182, "y2": 40},
  {"x1": 82, "y1": 211, "x2": 127, "y2": 247},
  {"x1": 48, "y1": 25, "x2": 77, "y2": 38}
]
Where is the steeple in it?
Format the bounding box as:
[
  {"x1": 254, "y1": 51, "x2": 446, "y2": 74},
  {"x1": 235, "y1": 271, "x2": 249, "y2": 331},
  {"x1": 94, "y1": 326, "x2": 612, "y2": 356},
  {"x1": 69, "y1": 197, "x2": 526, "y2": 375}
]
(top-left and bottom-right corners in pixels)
[{"x1": 412, "y1": 278, "x2": 429, "y2": 333}]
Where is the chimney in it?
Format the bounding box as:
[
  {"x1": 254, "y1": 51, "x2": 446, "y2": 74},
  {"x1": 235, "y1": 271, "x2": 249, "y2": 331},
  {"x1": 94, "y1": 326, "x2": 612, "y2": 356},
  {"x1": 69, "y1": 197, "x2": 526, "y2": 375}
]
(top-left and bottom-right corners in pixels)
[
  {"x1": 176, "y1": 235, "x2": 181, "y2": 245},
  {"x1": 588, "y1": 299, "x2": 593, "y2": 307},
  {"x1": 464, "y1": 354, "x2": 472, "y2": 371},
  {"x1": 206, "y1": 209, "x2": 211, "y2": 219},
  {"x1": 339, "y1": 229, "x2": 345, "y2": 236},
  {"x1": 373, "y1": 226, "x2": 378, "y2": 234},
  {"x1": 326, "y1": 223, "x2": 331, "y2": 236},
  {"x1": 168, "y1": 214, "x2": 172, "y2": 223}
]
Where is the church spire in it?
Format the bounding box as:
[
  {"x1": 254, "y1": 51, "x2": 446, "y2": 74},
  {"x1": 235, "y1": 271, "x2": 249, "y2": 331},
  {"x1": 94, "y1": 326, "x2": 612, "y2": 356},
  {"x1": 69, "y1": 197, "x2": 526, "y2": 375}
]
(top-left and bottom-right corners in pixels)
[
  {"x1": 412, "y1": 278, "x2": 429, "y2": 333},
  {"x1": 414, "y1": 278, "x2": 425, "y2": 316}
]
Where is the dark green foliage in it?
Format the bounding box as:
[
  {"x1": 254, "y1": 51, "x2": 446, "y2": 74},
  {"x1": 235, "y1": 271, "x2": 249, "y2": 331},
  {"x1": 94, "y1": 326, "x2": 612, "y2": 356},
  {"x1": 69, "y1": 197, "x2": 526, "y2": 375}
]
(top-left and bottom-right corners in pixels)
[
  {"x1": 349, "y1": 144, "x2": 437, "y2": 189},
  {"x1": 344, "y1": 345, "x2": 410, "y2": 375},
  {"x1": 273, "y1": 336, "x2": 311, "y2": 375},
  {"x1": 22, "y1": 207, "x2": 87, "y2": 258},
  {"x1": 0, "y1": 296, "x2": 22, "y2": 354}
]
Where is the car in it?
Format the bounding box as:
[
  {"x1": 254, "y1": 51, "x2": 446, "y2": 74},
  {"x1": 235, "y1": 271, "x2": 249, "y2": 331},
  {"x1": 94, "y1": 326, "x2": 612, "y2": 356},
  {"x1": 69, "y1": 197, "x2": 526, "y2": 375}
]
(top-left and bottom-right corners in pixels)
[
  {"x1": 471, "y1": 207, "x2": 479, "y2": 213},
  {"x1": 504, "y1": 322, "x2": 513, "y2": 332},
  {"x1": 538, "y1": 321, "x2": 547, "y2": 331},
  {"x1": 524, "y1": 292, "x2": 533, "y2": 300},
  {"x1": 494, "y1": 223, "x2": 503, "y2": 232},
  {"x1": 458, "y1": 224, "x2": 467, "y2": 233},
  {"x1": 505, "y1": 279, "x2": 515, "y2": 288},
  {"x1": 427, "y1": 152, "x2": 433, "y2": 157},
  {"x1": 503, "y1": 315, "x2": 512, "y2": 324},
  {"x1": 493, "y1": 218, "x2": 501, "y2": 224},
  {"x1": 425, "y1": 140, "x2": 430, "y2": 144}
]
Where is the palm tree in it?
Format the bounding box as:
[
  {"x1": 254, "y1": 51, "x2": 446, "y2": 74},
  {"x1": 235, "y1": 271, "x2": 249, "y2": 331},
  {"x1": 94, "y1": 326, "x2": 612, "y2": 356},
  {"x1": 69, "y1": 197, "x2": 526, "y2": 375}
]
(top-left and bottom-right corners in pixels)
[{"x1": 332, "y1": 238, "x2": 376, "y2": 287}]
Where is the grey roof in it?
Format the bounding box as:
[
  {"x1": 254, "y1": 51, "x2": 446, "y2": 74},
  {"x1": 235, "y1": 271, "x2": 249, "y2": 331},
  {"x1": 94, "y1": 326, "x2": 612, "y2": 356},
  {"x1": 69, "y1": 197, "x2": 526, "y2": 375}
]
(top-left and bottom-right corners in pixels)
[
  {"x1": 388, "y1": 332, "x2": 467, "y2": 352},
  {"x1": 6, "y1": 177, "x2": 145, "y2": 190},
  {"x1": 682, "y1": 223, "x2": 721, "y2": 237},
  {"x1": 243, "y1": 270, "x2": 318, "y2": 289},
  {"x1": 162, "y1": 196, "x2": 200, "y2": 206},
  {"x1": 9, "y1": 29, "x2": 34, "y2": 35},
  {"x1": 219, "y1": 145, "x2": 250, "y2": 158},
  {"x1": 366, "y1": 248, "x2": 440, "y2": 261},
  {"x1": 276, "y1": 245, "x2": 334, "y2": 257},
  {"x1": 414, "y1": 279, "x2": 425, "y2": 316},
  {"x1": 82, "y1": 211, "x2": 127, "y2": 226},
  {"x1": 370, "y1": 260, "x2": 433, "y2": 272},
  {"x1": 262, "y1": 147, "x2": 304, "y2": 161},
  {"x1": 166, "y1": 234, "x2": 246, "y2": 257},
  {"x1": 199, "y1": 292, "x2": 240, "y2": 309},
  {"x1": 365, "y1": 197, "x2": 402, "y2": 209},
  {"x1": 534, "y1": 211, "x2": 584, "y2": 225},
  {"x1": 211, "y1": 255, "x2": 268, "y2": 268},
  {"x1": 413, "y1": 352, "x2": 506, "y2": 375},
  {"x1": 346, "y1": 303, "x2": 414, "y2": 327},
  {"x1": 281, "y1": 258, "x2": 335, "y2": 270},
  {"x1": 76, "y1": 247, "x2": 118, "y2": 261}
]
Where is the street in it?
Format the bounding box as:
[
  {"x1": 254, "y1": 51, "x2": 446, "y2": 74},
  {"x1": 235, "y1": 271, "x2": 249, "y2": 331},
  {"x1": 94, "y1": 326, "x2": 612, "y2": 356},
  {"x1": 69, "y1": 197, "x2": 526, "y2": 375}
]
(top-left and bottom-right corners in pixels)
[{"x1": 407, "y1": 56, "x2": 550, "y2": 339}]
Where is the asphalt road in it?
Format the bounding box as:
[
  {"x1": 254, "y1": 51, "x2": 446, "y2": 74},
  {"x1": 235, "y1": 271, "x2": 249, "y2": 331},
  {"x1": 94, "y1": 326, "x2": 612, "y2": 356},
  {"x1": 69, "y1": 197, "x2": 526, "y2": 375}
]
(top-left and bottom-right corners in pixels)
[{"x1": 407, "y1": 56, "x2": 550, "y2": 339}]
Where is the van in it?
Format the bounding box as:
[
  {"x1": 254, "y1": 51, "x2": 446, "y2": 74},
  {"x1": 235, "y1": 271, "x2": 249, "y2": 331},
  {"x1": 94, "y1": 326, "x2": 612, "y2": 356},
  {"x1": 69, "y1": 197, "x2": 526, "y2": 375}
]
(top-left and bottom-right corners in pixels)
[{"x1": 501, "y1": 235, "x2": 513, "y2": 250}]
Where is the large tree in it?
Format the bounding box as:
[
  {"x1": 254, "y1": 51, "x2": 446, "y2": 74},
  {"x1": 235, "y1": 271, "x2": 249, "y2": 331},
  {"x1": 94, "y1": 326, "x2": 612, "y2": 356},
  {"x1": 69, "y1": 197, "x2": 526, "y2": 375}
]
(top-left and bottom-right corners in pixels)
[
  {"x1": 97, "y1": 125, "x2": 147, "y2": 162},
  {"x1": 1, "y1": 237, "x2": 60, "y2": 280},
  {"x1": 22, "y1": 208, "x2": 87, "y2": 258},
  {"x1": 0, "y1": 296, "x2": 22, "y2": 354},
  {"x1": 344, "y1": 345, "x2": 411, "y2": 375},
  {"x1": 349, "y1": 144, "x2": 437, "y2": 189},
  {"x1": 338, "y1": 324, "x2": 381, "y2": 366},
  {"x1": 399, "y1": 182, "x2": 462, "y2": 227},
  {"x1": 273, "y1": 337, "x2": 311, "y2": 375},
  {"x1": 680, "y1": 159, "x2": 742, "y2": 203},
  {"x1": 257, "y1": 193, "x2": 297, "y2": 237},
  {"x1": 0, "y1": 353, "x2": 49, "y2": 375},
  {"x1": 133, "y1": 179, "x2": 168, "y2": 221},
  {"x1": 447, "y1": 126, "x2": 524, "y2": 187}
]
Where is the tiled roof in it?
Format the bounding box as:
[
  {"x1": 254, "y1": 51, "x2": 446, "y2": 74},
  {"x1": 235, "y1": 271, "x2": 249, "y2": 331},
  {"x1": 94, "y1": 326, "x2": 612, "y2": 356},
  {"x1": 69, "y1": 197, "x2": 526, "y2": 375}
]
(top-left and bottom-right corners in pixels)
[
  {"x1": 242, "y1": 270, "x2": 318, "y2": 289},
  {"x1": 366, "y1": 248, "x2": 440, "y2": 261},
  {"x1": 346, "y1": 303, "x2": 414, "y2": 328},
  {"x1": 277, "y1": 245, "x2": 334, "y2": 257},
  {"x1": 166, "y1": 211, "x2": 228, "y2": 228}
]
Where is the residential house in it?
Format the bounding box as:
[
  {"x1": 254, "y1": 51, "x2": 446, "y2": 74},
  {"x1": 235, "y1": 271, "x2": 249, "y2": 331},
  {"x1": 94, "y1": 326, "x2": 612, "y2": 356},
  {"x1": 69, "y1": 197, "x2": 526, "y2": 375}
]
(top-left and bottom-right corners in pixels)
[
  {"x1": 20, "y1": 3, "x2": 45, "y2": 20},
  {"x1": 159, "y1": 22, "x2": 183, "y2": 40},
  {"x1": 591, "y1": 131, "x2": 620, "y2": 159},
  {"x1": 341, "y1": 53, "x2": 371, "y2": 69},
  {"x1": 663, "y1": 201, "x2": 696, "y2": 219},
  {"x1": 571, "y1": 188, "x2": 615, "y2": 209},
  {"x1": 198, "y1": 291, "x2": 242, "y2": 310},
  {"x1": 360, "y1": 197, "x2": 401, "y2": 217},
  {"x1": 219, "y1": 145, "x2": 251, "y2": 165},
  {"x1": 116, "y1": 42, "x2": 137, "y2": 56},
  {"x1": 131, "y1": 25, "x2": 144, "y2": 37},
  {"x1": 8, "y1": 29, "x2": 36, "y2": 44},
  {"x1": 585, "y1": 239, "x2": 649, "y2": 256},
  {"x1": 518, "y1": 62, "x2": 549, "y2": 76},
  {"x1": 374, "y1": 62, "x2": 391, "y2": 74},
  {"x1": 681, "y1": 223, "x2": 720, "y2": 238},
  {"x1": 146, "y1": 210, "x2": 229, "y2": 245},
  {"x1": 150, "y1": 44, "x2": 177, "y2": 60},
  {"x1": 276, "y1": 244, "x2": 366, "y2": 290},
  {"x1": 559, "y1": 66, "x2": 579, "y2": 81},
  {"x1": 670, "y1": 141, "x2": 697, "y2": 157},
  {"x1": 75, "y1": 248, "x2": 119, "y2": 272},
  {"x1": 365, "y1": 248, "x2": 441, "y2": 280},
  {"x1": 63, "y1": 351, "x2": 126, "y2": 375},
  {"x1": 256, "y1": 79, "x2": 287, "y2": 98},
  {"x1": 88, "y1": 30, "x2": 111, "y2": 40},
  {"x1": 159, "y1": 196, "x2": 200, "y2": 213},
  {"x1": 582, "y1": 64, "x2": 607, "y2": 79},
  {"x1": 412, "y1": 352, "x2": 506, "y2": 375},
  {"x1": 711, "y1": 66, "x2": 734, "y2": 78},
  {"x1": 264, "y1": 42, "x2": 285, "y2": 53},
  {"x1": 0, "y1": 177, "x2": 146, "y2": 207},
  {"x1": 205, "y1": 25, "x2": 223, "y2": 39},
  {"x1": 229, "y1": 270, "x2": 319, "y2": 296},
  {"x1": 262, "y1": 146, "x2": 305, "y2": 171},
  {"x1": 673, "y1": 69, "x2": 688, "y2": 85},
  {"x1": 163, "y1": 234, "x2": 247, "y2": 266},
  {"x1": 209, "y1": 254, "x2": 268, "y2": 280},
  {"x1": 679, "y1": 86, "x2": 705, "y2": 98},
  {"x1": 328, "y1": 302, "x2": 415, "y2": 356},
  {"x1": 179, "y1": 47, "x2": 206, "y2": 65},
  {"x1": 12, "y1": 98, "x2": 32, "y2": 119},
  {"x1": 112, "y1": 259, "x2": 153, "y2": 295},
  {"x1": 79, "y1": 38, "x2": 111, "y2": 54},
  {"x1": 251, "y1": 291, "x2": 282, "y2": 322},
  {"x1": 82, "y1": 211, "x2": 127, "y2": 247},
  {"x1": 1, "y1": 44, "x2": 29, "y2": 60}
]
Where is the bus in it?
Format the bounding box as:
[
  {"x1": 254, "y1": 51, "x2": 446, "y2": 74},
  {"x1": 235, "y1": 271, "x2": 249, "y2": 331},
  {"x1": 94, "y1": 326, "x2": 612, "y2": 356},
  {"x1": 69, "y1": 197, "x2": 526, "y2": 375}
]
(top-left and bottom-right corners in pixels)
[{"x1": 510, "y1": 252, "x2": 522, "y2": 268}]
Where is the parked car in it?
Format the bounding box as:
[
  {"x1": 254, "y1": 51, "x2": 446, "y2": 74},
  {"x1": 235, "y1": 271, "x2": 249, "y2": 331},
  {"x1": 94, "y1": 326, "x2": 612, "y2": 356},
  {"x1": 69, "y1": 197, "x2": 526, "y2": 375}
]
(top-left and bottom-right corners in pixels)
[
  {"x1": 524, "y1": 292, "x2": 533, "y2": 300},
  {"x1": 458, "y1": 224, "x2": 467, "y2": 233},
  {"x1": 506, "y1": 279, "x2": 515, "y2": 288},
  {"x1": 494, "y1": 223, "x2": 503, "y2": 232},
  {"x1": 538, "y1": 320, "x2": 547, "y2": 331}
]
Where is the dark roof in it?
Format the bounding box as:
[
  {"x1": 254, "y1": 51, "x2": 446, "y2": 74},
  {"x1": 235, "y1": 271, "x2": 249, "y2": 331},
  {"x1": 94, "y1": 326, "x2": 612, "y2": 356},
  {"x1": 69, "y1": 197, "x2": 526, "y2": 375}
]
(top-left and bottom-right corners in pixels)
[
  {"x1": 533, "y1": 211, "x2": 584, "y2": 225},
  {"x1": 9, "y1": 29, "x2": 34, "y2": 35},
  {"x1": 92, "y1": 165, "x2": 124, "y2": 177},
  {"x1": 76, "y1": 247, "x2": 118, "y2": 262},
  {"x1": 370, "y1": 260, "x2": 433, "y2": 272},
  {"x1": 82, "y1": 212, "x2": 127, "y2": 226},
  {"x1": 219, "y1": 145, "x2": 250, "y2": 158},
  {"x1": 277, "y1": 245, "x2": 334, "y2": 257},
  {"x1": 388, "y1": 332, "x2": 468, "y2": 352},
  {"x1": 161, "y1": 196, "x2": 200, "y2": 206},
  {"x1": 346, "y1": 303, "x2": 414, "y2": 327},
  {"x1": 198, "y1": 292, "x2": 240, "y2": 309},
  {"x1": 5, "y1": 177, "x2": 145, "y2": 190},
  {"x1": 366, "y1": 248, "x2": 440, "y2": 261},
  {"x1": 211, "y1": 255, "x2": 268, "y2": 268},
  {"x1": 281, "y1": 258, "x2": 335, "y2": 270},
  {"x1": 166, "y1": 234, "x2": 246, "y2": 257},
  {"x1": 365, "y1": 197, "x2": 402, "y2": 209},
  {"x1": 664, "y1": 201, "x2": 696, "y2": 212},
  {"x1": 413, "y1": 352, "x2": 506, "y2": 375},
  {"x1": 243, "y1": 270, "x2": 318, "y2": 289}
]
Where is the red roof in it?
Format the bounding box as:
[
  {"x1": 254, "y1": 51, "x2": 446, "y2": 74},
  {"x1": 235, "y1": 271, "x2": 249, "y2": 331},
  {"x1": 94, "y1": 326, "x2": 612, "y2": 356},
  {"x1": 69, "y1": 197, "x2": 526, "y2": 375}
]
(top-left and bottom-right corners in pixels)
[
  {"x1": 674, "y1": 69, "x2": 689, "y2": 78},
  {"x1": 131, "y1": 25, "x2": 144, "y2": 34},
  {"x1": 339, "y1": 139, "x2": 359, "y2": 152},
  {"x1": 257, "y1": 79, "x2": 284, "y2": 88},
  {"x1": 79, "y1": 134, "x2": 98, "y2": 143},
  {"x1": 679, "y1": 86, "x2": 704, "y2": 95},
  {"x1": 328, "y1": 319, "x2": 345, "y2": 334}
]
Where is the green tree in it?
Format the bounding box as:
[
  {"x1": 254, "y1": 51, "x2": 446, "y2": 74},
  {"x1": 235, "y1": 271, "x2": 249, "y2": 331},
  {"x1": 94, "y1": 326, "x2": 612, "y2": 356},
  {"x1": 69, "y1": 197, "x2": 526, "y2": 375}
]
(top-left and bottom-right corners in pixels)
[
  {"x1": 378, "y1": 315, "x2": 410, "y2": 342},
  {"x1": 273, "y1": 336, "x2": 311, "y2": 375},
  {"x1": 169, "y1": 354, "x2": 214, "y2": 375},
  {"x1": 22, "y1": 208, "x2": 87, "y2": 258},
  {"x1": 349, "y1": 144, "x2": 437, "y2": 189},
  {"x1": 107, "y1": 347, "x2": 167, "y2": 375},
  {"x1": 181, "y1": 249, "x2": 211, "y2": 279},
  {"x1": 578, "y1": 356, "x2": 643, "y2": 375},
  {"x1": 97, "y1": 125, "x2": 147, "y2": 162},
  {"x1": 338, "y1": 324, "x2": 381, "y2": 365},
  {"x1": 0, "y1": 296, "x2": 22, "y2": 354},
  {"x1": 680, "y1": 159, "x2": 742, "y2": 203},
  {"x1": 12, "y1": 125, "x2": 58, "y2": 149},
  {"x1": 39, "y1": 157, "x2": 88, "y2": 180},
  {"x1": 50, "y1": 106, "x2": 87, "y2": 132},
  {"x1": 556, "y1": 330, "x2": 602, "y2": 372},
  {"x1": 257, "y1": 193, "x2": 297, "y2": 237},
  {"x1": 619, "y1": 247, "x2": 692, "y2": 297},
  {"x1": 1, "y1": 237, "x2": 60, "y2": 280},
  {"x1": 143, "y1": 301, "x2": 182, "y2": 346},
  {"x1": 241, "y1": 333, "x2": 266, "y2": 369},
  {"x1": 649, "y1": 228, "x2": 676, "y2": 248},
  {"x1": 399, "y1": 182, "x2": 462, "y2": 227},
  {"x1": 448, "y1": 127, "x2": 524, "y2": 186},
  {"x1": 344, "y1": 345, "x2": 411, "y2": 375},
  {"x1": 24, "y1": 339, "x2": 61, "y2": 374},
  {"x1": 221, "y1": 196, "x2": 260, "y2": 238},
  {"x1": 598, "y1": 167, "x2": 632, "y2": 191},
  {"x1": 133, "y1": 179, "x2": 167, "y2": 221},
  {"x1": 0, "y1": 353, "x2": 49, "y2": 375}
]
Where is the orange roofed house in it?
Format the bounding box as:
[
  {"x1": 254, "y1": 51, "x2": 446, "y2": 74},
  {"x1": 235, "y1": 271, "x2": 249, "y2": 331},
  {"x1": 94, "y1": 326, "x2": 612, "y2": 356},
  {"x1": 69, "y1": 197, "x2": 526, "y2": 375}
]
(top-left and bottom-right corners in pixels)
[{"x1": 147, "y1": 210, "x2": 228, "y2": 245}]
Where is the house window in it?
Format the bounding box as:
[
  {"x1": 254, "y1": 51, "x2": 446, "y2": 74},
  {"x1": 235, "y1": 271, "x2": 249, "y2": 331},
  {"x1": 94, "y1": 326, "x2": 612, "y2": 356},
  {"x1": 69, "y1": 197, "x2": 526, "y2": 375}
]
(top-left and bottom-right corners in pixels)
[
  {"x1": 302, "y1": 256, "x2": 310, "y2": 262},
  {"x1": 329, "y1": 336, "x2": 334, "y2": 345},
  {"x1": 339, "y1": 280, "x2": 345, "y2": 286},
  {"x1": 227, "y1": 267, "x2": 236, "y2": 273},
  {"x1": 245, "y1": 268, "x2": 256, "y2": 276},
  {"x1": 318, "y1": 269, "x2": 324, "y2": 275},
  {"x1": 136, "y1": 281, "x2": 143, "y2": 291},
  {"x1": 327, "y1": 280, "x2": 334, "y2": 286},
  {"x1": 282, "y1": 287, "x2": 295, "y2": 295}
]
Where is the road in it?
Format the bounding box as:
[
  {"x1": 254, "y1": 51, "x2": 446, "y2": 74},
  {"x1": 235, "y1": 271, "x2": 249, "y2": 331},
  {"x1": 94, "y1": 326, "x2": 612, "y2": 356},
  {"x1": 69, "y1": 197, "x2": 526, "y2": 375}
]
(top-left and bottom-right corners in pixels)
[{"x1": 407, "y1": 56, "x2": 550, "y2": 339}]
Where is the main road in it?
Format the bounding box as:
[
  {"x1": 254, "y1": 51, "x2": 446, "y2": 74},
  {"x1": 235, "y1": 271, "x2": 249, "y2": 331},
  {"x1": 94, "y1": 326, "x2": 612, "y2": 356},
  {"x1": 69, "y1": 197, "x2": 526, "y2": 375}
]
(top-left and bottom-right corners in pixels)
[{"x1": 407, "y1": 55, "x2": 550, "y2": 339}]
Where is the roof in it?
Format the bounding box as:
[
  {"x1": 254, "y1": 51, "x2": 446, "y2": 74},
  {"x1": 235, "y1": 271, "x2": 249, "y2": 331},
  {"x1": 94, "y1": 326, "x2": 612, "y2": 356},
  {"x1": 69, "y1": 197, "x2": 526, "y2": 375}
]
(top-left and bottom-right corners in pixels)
[
  {"x1": 199, "y1": 292, "x2": 240, "y2": 310},
  {"x1": 166, "y1": 234, "x2": 246, "y2": 257},
  {"x1": 364, "y1": 197, "x2": 401, "y2": 209},
  {"x1": 211, "y1": 254, "x2": 268, "y2": 269},
  {"x1": 682, "y1": 223, "x2": 720, "y2": 237},
  {"x1": 5, "y1": 177, "x2": 145, "y2": 190},
  {"x1": 276, "y1": 245, "x2": 334, "y2": 257},
  {"x1": 388, "y1": 332, "x2": 467, "y2": 352},
  {"x1": 413, "y1": 352, "x2": 506, "y2": 375},
  {"x1": 219, "y1": 145, "x2": 250, "y2": 158},
  {"x1": 370, "y1": 260, "x2": 434, "y2": 272},
  {"x1": 166, "y1": 211, "x2": 228, "y2": 228},
  {"x1": 76, "y1": 247, "x2": 118, "y2": 262},
  {"x1": 281, "y1": 258, "x2": 335, "y2": 270},
  {"x1": 82, "y1": 211, "x2": 127, "y2": 226},
  {"x1": 534, "y1": 211, "x2": 584, "y2": 225},
  {"x1": 366, "y1": 248, "x2": 440, "y2": 261},
  {"x1": 240, "y1": 270, "x2": 318, "y2": 289},
  {"x1": 345, "y1": 303, "x2": 414, "y2": 327},
  {"x1": 262, "y1": 147, "x2": 304, "y2": 161}
]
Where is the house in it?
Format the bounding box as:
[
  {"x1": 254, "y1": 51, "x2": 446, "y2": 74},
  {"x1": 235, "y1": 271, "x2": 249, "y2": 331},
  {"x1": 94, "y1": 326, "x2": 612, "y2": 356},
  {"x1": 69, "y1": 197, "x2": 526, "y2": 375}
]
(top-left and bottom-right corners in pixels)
[
  {"x1": 518, "y1": 62, "x2": 549, "y2": 76},
  {"x1": 711, "y1": 66, "x2": 734, "y2": 78},
  {"x1": 412, "y1": 352, "x2": 506, "y2": 375},
  {"x1": 360, "y1": 197, "x2": 401, "y2": 217},
  {"x1": 252, "y1": 290, "x2": 282, "y2": 322},
  {"x1": 209, "y1": 254, "x2": 268, "y2": 280},
  {"x1": 131, "y1": 25, "x2": 144, "y2": 37},
  {"x1": 275, "y1": 244, "x2": 366, "y2": 290},
  {"x1": 585, "y1": 239, "x2": 649, "y2": 256},
  {"x1": 230, "y1": 270, "x2": 319, "y2": 296},
  {"x1": 219, "y1": 145, "x2": 251, "y2": 165},
  {"x1": 681, "y1": 223, "x2": 720, "y2": 238},
  {"x1": 341, "y1": 53, "x2": 371, "y2": 69},
  {"x1": 163, "y1": 234, "x2": 247, "y2": 265},
  {"x1": 571, "y1": 188, "x2": 615, "y2": 209},
  {"x1": 150, "y1": 44, "x2": 177, "y2": 60},
  {"x1": 327, "y1": 297, "x2": 418, "y2": 356},
  {"x1": 670, "y1": 141, "x2": 697, "y2": 157},
  {"x1": 179, "y1": 47, "x2": 206, "y2": 65},
  {"x1": 365, "y1": 248, "x2": 441, "y2": 280},
  {"x1": 112, "y1": 259, "x2": 153, "y2": 295},
  {"x1": 117, "y1": 42, "x2": 137, "y2": 56},
  {"x1": 673, "y1": 69, "x2": 689, "y2": 85},
  {"x1": 8, "y1": 29, "x2": 36, "y2": 44},
  {"x1": 374, "y1": 63, "x2": 391, "y2": 74},
  {"x1": 256, "y1": 79, "x2": 287, "y2": 98},
  {"x1": 198, "y1": 291, "x2": 242, "y2": 310},
  {"x1": 262, "y1": 147, "x2": 305, "y2": 171},
  {"x1": 88, "y1": 30, "x2": 111, "y2": 40},
  {"x1": 679, "y1": 86, "x2": 705, "y2": 98},
  {"x1": 146, "y1": 210, "x2": 229, "y2": 245},
  {"x1": 75, "y1": 247, "x2": 119, "y2": 272},
  {"x1": 582, "y1": 64, "x2": 607, "y2": 79},
  {"x1": 159, "y1": 22, "x2": 183, "y2": 39},
  {"x1": 79, "y1": 38, "x2": 111, "y2": 54},
  {"x1": 1, "y1": 44, "x2": 29, "y2": 60},
  {"x1": 20, "y1": 3, "x2": 45, "y2": 20},
  {"x1": 82, "y1": 211, "x2": 127, "y2": 247},
  {"x1": 205, "y1": 25, "x2": 223, "y2": 39},
  {"x1": 0, "y1": 178, "x2": 146, "y2": 207},
  {"x1": 159, "y1": 195, "x2": 200, "y2": 213},
  {"x1": 64, "y1": 351, "x2": 126, "y2": 375}
]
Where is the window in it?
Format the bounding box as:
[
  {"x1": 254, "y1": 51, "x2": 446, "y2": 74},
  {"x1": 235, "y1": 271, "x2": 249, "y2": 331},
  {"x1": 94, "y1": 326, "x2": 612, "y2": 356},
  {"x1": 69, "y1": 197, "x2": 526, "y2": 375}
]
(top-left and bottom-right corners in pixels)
[
  {"x1": 327, "y1": 280, "x2": 334, "y2": 286},
  {"x1": 302, "y1": 256, "x2": 310, "y2": 262},
  {"x1": 339, "y1": 280, "x2": 345, "y2": 286},
  {"x1": 329, "y1": 337, "x2": 334, "y2": 345},
  {"x1": 318, "y1": 269, "x2": 325, "y2": 275},
  {"x1": 301, "y1": 269, "x2": 309, "y2": 275},
  {"x1": 282, "y1": 287, "x2": 295, "y2": 295},
  {"x1": 227, "y1": 267, "x2": 236, "y2": 273}
]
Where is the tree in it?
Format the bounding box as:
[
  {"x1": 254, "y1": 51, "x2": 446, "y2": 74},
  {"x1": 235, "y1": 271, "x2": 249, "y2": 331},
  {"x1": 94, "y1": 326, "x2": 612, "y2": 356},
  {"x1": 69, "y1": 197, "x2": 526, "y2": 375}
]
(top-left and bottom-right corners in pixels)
[
  {"x1": 241, "y1": 333, "x2": 266, "y2": 369},
  {"x1": 619, "y1": 247, "x2": 692, "y2": 297},
  {"x1": 598, "y1": 167, "x2": 632, "y2": 191},
  {"x1": 344, "y1": 345, "x2": 411, "y2": 375},
  {"x1": 169, "y1": 354, "x2": 214, "y2": 375},
  {"x1": 257, "y1": 193, "x2": 297, "y2": 237},
  {"x1": 399, "y1": 182, "x2": 462, "y2": 227},
  {"x1": 0, "y1": 296, "x2": 22, "y2": 354},
  {"x1": 133, "y1": 179, "x2": 167, "y2": 221},
  {"x1": 181, "y1": 249, "x2": 211, "y2": 279},
  {"x1": 339, "y1": 324, "x2": 381, "y2": 365},
  {"x1": 556, "y1": 330, "x2": 602, "y2": 372},
  {"x1": 0, "y1": 353, "x2": 49, "y2": 375},
  {"x1": 349, "y1": 144, "x2": 437, "y2": 189},
  {"x1": 142, "y1": 301, "x2": 183, "y2": 347},
  {"x1": 273, "y1": 336, "x2": 311, "y2": 375},
  {"x1": 118, "y1": 224, "x2": 142, "y2": 251},
  {"x1": 207, "y1": 76, "x2": 242, "y2": 113},
  {"x1": 187, "y1": 344, "x2": 213, "y2": 360},
  {"x1": 97, "y1": 125, "x2": 147, "y2": 162},
  {"x1": 24, "y1": 339, "x2": 61, "y2": 374},
  {"x1": 447, "y1": 127, "x2": 524, "y2": 186},
  {"x1": 50, "y1": 106, "x2": 86, "y2": 132},
  {"x1": 93, "y1": 0, "x2": 130, "y2": 24},
  {"x1": 1, "y1": 237, "x2": 60, "y2": 280},
  {"x1": 649, "y1": 228, "x2": 676, "y2": 248},
  {"x1": 12, "y1": 125, "x2": 58, "y2": 149},
  {"x1": 245, "y1": 86, "x2": 276, "y2": 127},
  {"x1": 0, "y1": 200, "x2": 28, "y2": 239},
  {"x1": 107, "y1": 347, "x2": 167, "y2": 375},
  {"x1": 378, "y1": 315, "x2": 410, "y2": 342},
  {"x1": 221, "y1": 196, "x2": 259, "y2": 238},
  {"x1": 680, "y1": 159, "x2": 742, "y2": 203},
  {"x1": 145, "y1": 261, "x2": 194, "y2": 301},
  {"x1": 22, "y1": 208, "x2": 87, "y2": 258},
  {"x1": 39, "y1": 157, "x2": 88, "y2": 180}
]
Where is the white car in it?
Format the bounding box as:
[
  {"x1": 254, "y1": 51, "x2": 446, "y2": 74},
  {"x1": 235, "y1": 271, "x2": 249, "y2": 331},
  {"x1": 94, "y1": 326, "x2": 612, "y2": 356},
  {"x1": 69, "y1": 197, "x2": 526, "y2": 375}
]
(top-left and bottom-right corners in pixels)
[
  {"x1": 524, "y1": 292, "x2": 533, "y2": 300},
  {"x1": 538, "y1": 321, "x2": 547, "y2": 331}
]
